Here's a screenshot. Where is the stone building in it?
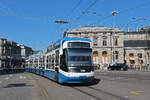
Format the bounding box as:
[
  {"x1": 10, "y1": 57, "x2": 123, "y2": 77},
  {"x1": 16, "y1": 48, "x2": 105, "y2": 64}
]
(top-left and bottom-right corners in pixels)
[
  {"x1": 64, "y1": 26, "x2": 124, "y2": 67},
  {"x1": 20, "y1": 45, "x2": 34, "y2": 59},
  {"x1": 124, "y1": 29, "x2": 150, "y2": 68},
  {"x1": 0, "y1": 38, "x2": 34, "y2": 69}
]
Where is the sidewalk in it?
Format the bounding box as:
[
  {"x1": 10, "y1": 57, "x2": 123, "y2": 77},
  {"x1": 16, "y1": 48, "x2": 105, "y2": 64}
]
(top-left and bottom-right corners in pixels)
[{"x1": 95, "y1": 68, "x2": 150, "y2": 72}]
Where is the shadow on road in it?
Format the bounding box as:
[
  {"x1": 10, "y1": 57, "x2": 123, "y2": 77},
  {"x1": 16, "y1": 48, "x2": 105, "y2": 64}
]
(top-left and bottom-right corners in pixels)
[
  {"x1": 0, "y1": 69, "x2": 25, "y2": 76},
  {"x1": 3, "y1": 83, "x2": 33, "y2": 88}
]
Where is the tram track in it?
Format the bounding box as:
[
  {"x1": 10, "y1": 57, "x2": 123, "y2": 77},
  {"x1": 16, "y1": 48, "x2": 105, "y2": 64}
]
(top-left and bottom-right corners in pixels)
[
  {"x1": 87, "y1": 86, "x2": 129, "y2": 100},
  {"x1": 71, "y1": 86, "x2": 102, "y2": 100},
  {"x1": 70, "y1": 85, "x2": 129, "y2": 100},
  {"x1": 28, "y1": 73, "x2": 130, "y2": 100},
  {"x1": 30, "y1": 73, "x2": 51, "y2": 100}
]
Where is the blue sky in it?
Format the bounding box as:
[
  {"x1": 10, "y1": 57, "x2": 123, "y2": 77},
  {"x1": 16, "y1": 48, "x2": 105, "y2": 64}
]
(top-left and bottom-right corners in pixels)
[{"x1": 0, "y1": 0, "x2": 150, "y2": 50}]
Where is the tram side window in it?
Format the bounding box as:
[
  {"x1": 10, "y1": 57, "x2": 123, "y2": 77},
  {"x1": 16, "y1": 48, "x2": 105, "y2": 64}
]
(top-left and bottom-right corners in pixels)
[
  {"x1": 55, "y1": 50, "x2": 59, "y2": 66},
  {"x1": 46, "y1": 56, "x2": 49, "y2": 69},
  {"x1": 49, "y1": 55, "x2": 52, "y2": 69},
  {"x1": 60, "y1": 49, "x2": 68, "y2": 72},
  {"x1": 51, "y1": 54, "x2": 55, "y2": 69}
]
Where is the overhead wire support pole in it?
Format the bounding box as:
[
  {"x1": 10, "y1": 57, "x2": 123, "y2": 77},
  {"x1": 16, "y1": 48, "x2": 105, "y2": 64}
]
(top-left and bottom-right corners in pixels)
[
  {"x1": 55, "y1": 20, "x2": 69, "y2": 37},
  {"x1": 111, "y1": 11, "x2": 119, "y2": 64}
]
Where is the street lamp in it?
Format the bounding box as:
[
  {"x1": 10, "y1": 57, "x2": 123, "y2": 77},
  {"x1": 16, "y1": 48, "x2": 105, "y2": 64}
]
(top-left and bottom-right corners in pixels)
[
  {"x1": 112, "y1": 11, "x2": 118, "y2": 16},
  {"x1": 111, "y1": 11, "x2": 119, "y2": 64}
]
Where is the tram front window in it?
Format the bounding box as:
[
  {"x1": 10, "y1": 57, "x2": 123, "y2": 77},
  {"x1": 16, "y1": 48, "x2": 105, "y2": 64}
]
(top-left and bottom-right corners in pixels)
[
  {"x1": 68, "y1": 56, "x2": 91, "y2": 62},
  {"x1": 66, "y1": 48, "x2": 93, "y2": 72}
]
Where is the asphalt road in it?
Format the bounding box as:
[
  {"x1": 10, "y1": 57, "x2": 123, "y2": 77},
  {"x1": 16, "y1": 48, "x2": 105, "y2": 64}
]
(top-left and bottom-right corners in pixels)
[{"x1": 0, "y1": 71, "x2": 150, "y2": 100}]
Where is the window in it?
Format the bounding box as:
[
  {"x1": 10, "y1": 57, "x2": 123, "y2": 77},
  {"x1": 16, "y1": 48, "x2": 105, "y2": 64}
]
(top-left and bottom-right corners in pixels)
[
  {"x1": 102, "y1": 36, "x2": 107, "y2": 46},
  {"x1": 93, "y1": 37, "x2": 98, "y2": 46},
  {"x1": 114, "y1": 36, "x2": 118, "y2": 46},
  {"x1": 114, "y1": 51, "x2": 118, "y2": 60},
  {"x1": 102, "y1": 51, "x2": 108, "y2": 64},
  {"x1": 113, "y1": 51, "x2": 118, "y2": 63},
  {"x1": 130, "y1": 60, "x2": 135, "y2": 64},
  {"x1": 68, "y1": 42, "x2": 90, "y2": 48},
  {"x1": 93, "y1": 51, "x2": 99, "y2": 65},
  {"x1": 60, "y1": 49, "x2": 68, "y2": 72},
  {"x1": 102, "y1": 51, "x2": 107, "y2": 57},
  {"x1": 51, "y1": 54, "x2": 55, "y2": 69},
  {"x1": 68, "y1": 56, "x2": 91, "y2": 61},
  {"x1": 129, "y1": 53, "x2": 135, "y2": 65},
  {"x1": 55, "y1": 50, "x2": 59, "y2": 66},
  {"x1": 138, "y1": 53, "x2": 143, "y2": 64}
]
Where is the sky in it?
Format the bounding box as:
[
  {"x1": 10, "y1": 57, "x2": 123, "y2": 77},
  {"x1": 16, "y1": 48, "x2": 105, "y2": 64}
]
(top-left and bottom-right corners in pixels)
[{"x1": 0, "y1": 0, "x2": 150, "y2": 50}]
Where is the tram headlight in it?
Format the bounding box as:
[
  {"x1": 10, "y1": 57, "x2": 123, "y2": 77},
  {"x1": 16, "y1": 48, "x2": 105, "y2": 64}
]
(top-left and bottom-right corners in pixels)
[{"x1": 71, "y1": 64, "x2": 74, "y2": 66}]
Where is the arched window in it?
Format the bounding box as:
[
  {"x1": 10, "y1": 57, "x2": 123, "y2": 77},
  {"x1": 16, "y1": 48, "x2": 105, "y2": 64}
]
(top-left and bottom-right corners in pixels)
[
  {"x1": 129, "y1": 53, "x2": 134, "y2": 58},
  {"x1": 93, "y1": 51, "x2": 99, "y2": 65},
  {"x1": 102, "y1": 51, "x2": 107, "y2": 57},
  {"x1": 129, "y1": 53, "x2": 135, "y2": 64},
  {"x1": 137, "y1": 53, "x2": 143, "y2": 64},
  {"x1": 102, "y1": 51, "x2": 108, "y2": 64}
]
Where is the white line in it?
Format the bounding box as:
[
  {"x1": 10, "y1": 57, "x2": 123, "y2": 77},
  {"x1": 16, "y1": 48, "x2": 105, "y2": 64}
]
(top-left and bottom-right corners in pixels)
[
  {"x1": 9, "y1": 75, "x2": 12, "y2": 77},
  {"x1": 5, "y1": 77, "x2": 9, "y2": 80},
  {"x1": 19, "y1": 76, "x2": 26, "y2": 79}
]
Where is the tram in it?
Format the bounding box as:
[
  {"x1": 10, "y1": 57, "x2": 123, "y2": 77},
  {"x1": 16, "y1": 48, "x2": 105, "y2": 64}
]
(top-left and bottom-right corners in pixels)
[{"x1": 25, "y1": 37, "x2": 94, "y2": 83}]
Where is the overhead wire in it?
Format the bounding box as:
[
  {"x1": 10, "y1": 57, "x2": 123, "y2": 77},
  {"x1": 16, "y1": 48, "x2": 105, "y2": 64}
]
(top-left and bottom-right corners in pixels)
[
  {"x1": 65, "y1": 0, "x2": 83, "y2": 18},
  {"x1": 71, "y1": 0, "x2": 98, "y2": 25},
  {"x1": 90, "y1": 0, "x2": 150, "y2": 26}
]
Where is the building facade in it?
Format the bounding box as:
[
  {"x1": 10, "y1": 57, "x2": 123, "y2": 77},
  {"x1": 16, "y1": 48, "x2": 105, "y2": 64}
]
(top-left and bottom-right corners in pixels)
[
  {"x1": 0, "y1": 38, "x2": 34, "y2": 69},
  {"x1": 65, "y1": 26, "x2": 124, "y2": 67},
  {"x1": 124, "y1": 30, "x2": 150, "y2": 68}
]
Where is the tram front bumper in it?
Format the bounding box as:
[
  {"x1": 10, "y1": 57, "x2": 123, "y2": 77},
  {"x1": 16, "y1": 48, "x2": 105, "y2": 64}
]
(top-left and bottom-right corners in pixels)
[{"x1": 59, "y1": 73, "x2": 94, "y2": 83}]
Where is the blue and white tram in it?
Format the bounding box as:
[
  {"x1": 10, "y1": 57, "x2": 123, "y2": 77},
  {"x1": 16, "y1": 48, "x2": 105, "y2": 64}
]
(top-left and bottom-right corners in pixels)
[{"x1": 26, "y1": 37, "x2": 94, "y2": 83}]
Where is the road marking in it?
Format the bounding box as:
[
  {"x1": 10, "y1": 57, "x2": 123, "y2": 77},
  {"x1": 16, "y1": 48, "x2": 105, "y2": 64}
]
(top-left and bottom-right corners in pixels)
[
  {"x1": 5, "y1": 77, "x2": 9, "y2": 80},
  {"x1": 30, "y1": 73, "x2": 50, "y2": 100},
  {"x1": 124, "y1": 96, "x2": 128, "y2": 98},
  {"x1": 130, "y1": 91, "x2": 143, "y2": 95},
  {"x1": 0, "y1": 81, "x2": 2, "y2": 84},
  {"x1": 9, "y1": 75, "x2": 12, "y2": 77},
  {"x1": 19, "y1": 76, "x2": 27, "y2": 79},
  {"x1": 41, "y1": 87, "x2": 50, "y2": 100}
]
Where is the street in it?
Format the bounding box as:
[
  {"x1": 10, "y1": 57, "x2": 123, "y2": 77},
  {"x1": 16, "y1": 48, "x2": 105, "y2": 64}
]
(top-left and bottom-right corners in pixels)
[{"x1": 0, "y1": 71, "x2": 150, "y2": 100}]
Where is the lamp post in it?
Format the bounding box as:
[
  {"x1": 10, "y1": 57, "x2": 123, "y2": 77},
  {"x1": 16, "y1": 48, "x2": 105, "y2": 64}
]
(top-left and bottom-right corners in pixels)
[{"x1": 111, "y1": 11, "x2": 119, "y2": 64}]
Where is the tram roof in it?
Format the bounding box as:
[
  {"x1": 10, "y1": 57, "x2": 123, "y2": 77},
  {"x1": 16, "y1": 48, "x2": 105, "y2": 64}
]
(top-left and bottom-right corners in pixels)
[
  {"x1": 54, "y1": 37, "x2": 91, "y2": 47},
  {"x1": 28, "y1": 50, "x2": 45, "y2": 59}
]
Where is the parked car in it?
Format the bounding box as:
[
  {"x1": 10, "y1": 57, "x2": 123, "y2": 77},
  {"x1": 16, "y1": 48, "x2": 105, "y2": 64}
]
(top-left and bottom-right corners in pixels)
[{"x1": 108, "y1": 63, "x2": 128, "y2": 71}]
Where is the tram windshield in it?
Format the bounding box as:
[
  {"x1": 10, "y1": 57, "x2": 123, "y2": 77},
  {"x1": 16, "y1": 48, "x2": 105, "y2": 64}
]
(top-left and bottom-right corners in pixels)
[
  {"x1": 68, "y1": 56, "x2": 91, "y2": 61},
  {"x1": 68, "y1": 42, "x2": 90, "y2": 48},
  {"x1": 66, "y1": 48, "x2": 92, "y2": 67}
]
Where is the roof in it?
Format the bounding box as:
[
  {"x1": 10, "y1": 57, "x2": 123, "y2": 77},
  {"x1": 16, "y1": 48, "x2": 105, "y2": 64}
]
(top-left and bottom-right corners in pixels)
[
  {"x1": 54, "y1": 37, "x2": 91, "y2": 47},
  {"x1": 28, "y1": 50, "x2": 46, "y2": 59},
  {"x1": 61, "y1": 37, "x2": 91, "y2": 42},
  {"x1": 66, "y1": 26, "x2": 123, "y2": 33}
]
